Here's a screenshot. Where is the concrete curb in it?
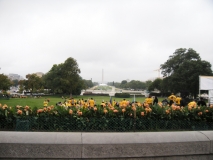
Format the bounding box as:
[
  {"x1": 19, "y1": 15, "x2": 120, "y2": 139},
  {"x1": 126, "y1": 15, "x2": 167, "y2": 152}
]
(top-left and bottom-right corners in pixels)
[{"x1": 0, "y1": 131, "x2": 212, "y2": 159}]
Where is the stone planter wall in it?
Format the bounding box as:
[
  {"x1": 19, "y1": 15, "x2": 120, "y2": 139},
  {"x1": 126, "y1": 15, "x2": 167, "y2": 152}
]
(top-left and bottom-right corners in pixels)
[{"x1": 0, "y1": 131, "x2": 213, "y2": 159}]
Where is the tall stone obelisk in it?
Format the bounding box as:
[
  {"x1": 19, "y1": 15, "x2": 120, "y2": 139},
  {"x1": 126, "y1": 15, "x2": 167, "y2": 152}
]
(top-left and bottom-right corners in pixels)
[{"x1": 102, "y1": 69, "x2": 104, "y2": 84}]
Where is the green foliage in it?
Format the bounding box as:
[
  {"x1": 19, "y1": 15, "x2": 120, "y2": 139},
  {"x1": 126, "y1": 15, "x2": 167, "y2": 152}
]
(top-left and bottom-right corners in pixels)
[
  {"x1": 43, "y1": 57, "x2": 83, "y2": 95},
  {"x1": 115, "y1": 93, "x2": 130, "y2": 98},
  {"x1": 160, "y1": 48, "x2": 213, "y2": 97},
  {"x1": 148, "y1": 78, "x2": 162, "y2": 92},
  {"x1": 0, "y1": 74, "x2": 12, "y2": 91},
  {"x1": 83, "y1": 79, "x2": 93, "y2": 90},
  {"x1": 119, "y1": 80, "x2": 147, "y2": 90},
  {"x1": 25, "y1": 74, "x2": 43, "y2": 93}
]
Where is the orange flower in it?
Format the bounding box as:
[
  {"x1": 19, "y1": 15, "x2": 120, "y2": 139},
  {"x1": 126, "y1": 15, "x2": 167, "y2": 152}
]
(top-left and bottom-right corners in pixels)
[
  {"x1": 94, "y1": 107, "x2": 97, "y2": 111},
  {"x1": 69, "y1": 109, "x2": 73, "y2": 115},
  {"x1": 165, "y1": 110, "x2": 170, "y2": 114},
  {"x1": 78, "y1": 111, "x2": 82, "y2": 116},
  {"x1": 17, "y1": 109, "x2": 22, "y2": 115},
  {"x1": 145, "y1": 107, "x2": 152, "y2": 113},
  {"x1": 210, "y1": 105, "x2": 213, "y2": 108},
  {"x1": 141, "y1": 112, "x2": 145, "y2": 116},
  {"x1": 205, "y1": 110, "x2": 209, "y2": 113},
  {"x1": 132, "y1": 106, "x2": 136, "y2": 111},
  {"x1": 122, "y1": 108, "x2": 126, "y2": 112},
  {"x1": 198, "y1": 112, "x2": 203, "y2": 116},
  {"x1": 2, "y1": 104, "x2": 8, "y2": 110},
  {"x1": 188, "y1": 106, "x2": 192, "y2": 111},
  {"x1": 122, "y1": 104, "x2": 127, "y2": 108},
  {"x1": 43, "y1": 107, "x2": 47, "y2": 112},
  {"x1": 25, "y1": 105, "x2": 30, "y2": 110},
  {"x1": 176, "y1": 106, "x2": 180, "y2": 110},
  {"x1": 103, "y1": 109, "x2": 108, "y2": 114},
  {"x1": 47, "y1": 107, "x2": 51, "y2": 111},
  {"x1": 113, "y1": 109, "x2": 118, "y2": 113},
  {"x1": 16, "y1": 105, "x2": 21, "y2": 109},
  {"x1": 37, "y1": 109, "x2": 44, "y2": 114}
]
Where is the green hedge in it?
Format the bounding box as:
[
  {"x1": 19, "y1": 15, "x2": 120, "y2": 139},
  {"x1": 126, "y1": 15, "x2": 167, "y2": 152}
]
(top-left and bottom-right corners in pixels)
[{"x1": 115, "y1": 93, "x2": 130, "y2": 98}]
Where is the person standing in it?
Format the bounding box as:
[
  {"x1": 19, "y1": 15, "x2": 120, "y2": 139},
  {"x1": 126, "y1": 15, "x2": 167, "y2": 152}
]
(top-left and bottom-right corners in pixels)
[
  {"x1": 197, "y1": 97, "x2": 207, "y2": 107},
  {"x1": 153, "y1": 96, "x2": 158, "y2": 106},
  {"x1": 89, "y1": 98, "x2": 95, "y2": 108},
  {"x1": 43, "y1": 99, "x2": 48, "y2": 107},
  {"x1": 145, "y1": 95, "x2": 153, "y2": 107}
]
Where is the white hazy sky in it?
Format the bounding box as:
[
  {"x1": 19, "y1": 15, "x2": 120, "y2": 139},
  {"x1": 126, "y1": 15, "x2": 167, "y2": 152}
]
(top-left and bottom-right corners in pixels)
[{"x1": 0, "y1": 0, "x2": 213, "y2": 83}]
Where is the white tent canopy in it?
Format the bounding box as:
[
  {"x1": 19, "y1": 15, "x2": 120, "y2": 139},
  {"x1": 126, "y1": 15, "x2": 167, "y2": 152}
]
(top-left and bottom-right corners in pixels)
[
  {"x1": 199, "y1": 76, "x2": 213, "y2": 90},
  {"x1": 199, "y1": 76, "x2": 213, "y2": 105}
]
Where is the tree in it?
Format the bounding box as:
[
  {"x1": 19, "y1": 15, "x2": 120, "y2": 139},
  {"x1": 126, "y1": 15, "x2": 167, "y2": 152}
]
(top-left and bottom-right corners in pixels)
[
  {"x1": 120, "y1": 80, "x2": 128, "y2": 89},
  {"x1": 145, "y1": 80, "x2": 152, "y2": 90},
  {"x1": 128, "y1": 80, "x2": 146, "y2": 90},
  {"x1": 25, "y1": 74, "x2": 43, "y2": 94},
  {"x1": 0, "y1": 74, "x2": 12, "y2": 91},
  {"x1": 160, "y1": 48, "x2": 213, "y2": 97},
  {"x1": 44, "y1": 57, "x2": 82, "y2": 95},
  {"x1": 148, "y1": 78, "x2": 162, "y2": 92},
  {"x1": 12, "y1": 79, "x2": 19, "y2": 87},
  {"x1": 83, "y1": 79, "x2": 93, "y2": 90}
]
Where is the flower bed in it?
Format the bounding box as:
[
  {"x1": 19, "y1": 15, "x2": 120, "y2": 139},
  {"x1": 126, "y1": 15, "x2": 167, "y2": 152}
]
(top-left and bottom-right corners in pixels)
[{"x1": 0, "y1": 102, "x2": 213, "y2": 131}]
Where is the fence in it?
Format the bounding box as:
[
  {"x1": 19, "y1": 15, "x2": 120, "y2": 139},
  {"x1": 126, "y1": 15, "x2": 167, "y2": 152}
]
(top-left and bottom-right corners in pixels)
[{"x1": 1, "y1": 116, "x2": 213, "y2": 132}]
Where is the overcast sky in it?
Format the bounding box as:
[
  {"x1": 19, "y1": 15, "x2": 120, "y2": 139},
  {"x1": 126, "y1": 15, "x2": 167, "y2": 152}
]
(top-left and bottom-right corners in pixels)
[{"x1": 0, "y1": 0, "x2": 213, "y2": 83}]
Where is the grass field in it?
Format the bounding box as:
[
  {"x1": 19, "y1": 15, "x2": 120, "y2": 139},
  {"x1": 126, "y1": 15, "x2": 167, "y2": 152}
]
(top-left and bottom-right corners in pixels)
[{"x1": 0, "y1": 95, "x2": 164, "y2": 108}]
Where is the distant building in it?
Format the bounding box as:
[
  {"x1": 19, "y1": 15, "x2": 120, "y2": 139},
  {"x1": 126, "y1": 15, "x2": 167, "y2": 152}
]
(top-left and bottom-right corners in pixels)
[
  {"x1": 35, "y1": 72, "x2": 44, "y2": 78},
  {"x1": 7, "y1": 73, "x2": 23, "y2": 81}
]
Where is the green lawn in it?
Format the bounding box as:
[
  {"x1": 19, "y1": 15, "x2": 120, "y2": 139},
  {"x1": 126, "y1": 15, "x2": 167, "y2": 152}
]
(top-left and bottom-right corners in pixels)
[{"x1": 0, "y1": 95, "x2": 164, "y2": 108}]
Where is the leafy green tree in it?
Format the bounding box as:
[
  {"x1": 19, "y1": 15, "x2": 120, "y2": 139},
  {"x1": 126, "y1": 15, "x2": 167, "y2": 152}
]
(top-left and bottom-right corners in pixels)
[
  {"x1": 120, "y1": 80, "x2": 128, "y2": 89},
  {"x1": 44, "y1": 57, "x2": 82, "y2": 95},
  {"x1": 148, "y1": 78, "x2": 162, "y2": 92},
  {"x1": 12, "y1": 79, "x2": 19, "y2": 87},
  {"x1": 128, "y1": 80, "x2": 146, "y2": 90},
  {"x1": 161, "y1": 48, "x2": 213, "y2": 97},
  {"x1": 83, "y1": 79, "x2": 93, "y2": 90},
  {"x1": 0, "y1": 74, "x2": 12, "y2": 91},
  {"x1": 18, "y1": 80, "x2": 25, "y2": 93},
  {"x1": 145, "y1": 80, "x2": 152, "y2": 90},
  {"x1": 25, "y1": 74, "x2": 43, "y2": 94},
  {"x1": 93, "y1": 82, "x2": 99, "y2": 86}
]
